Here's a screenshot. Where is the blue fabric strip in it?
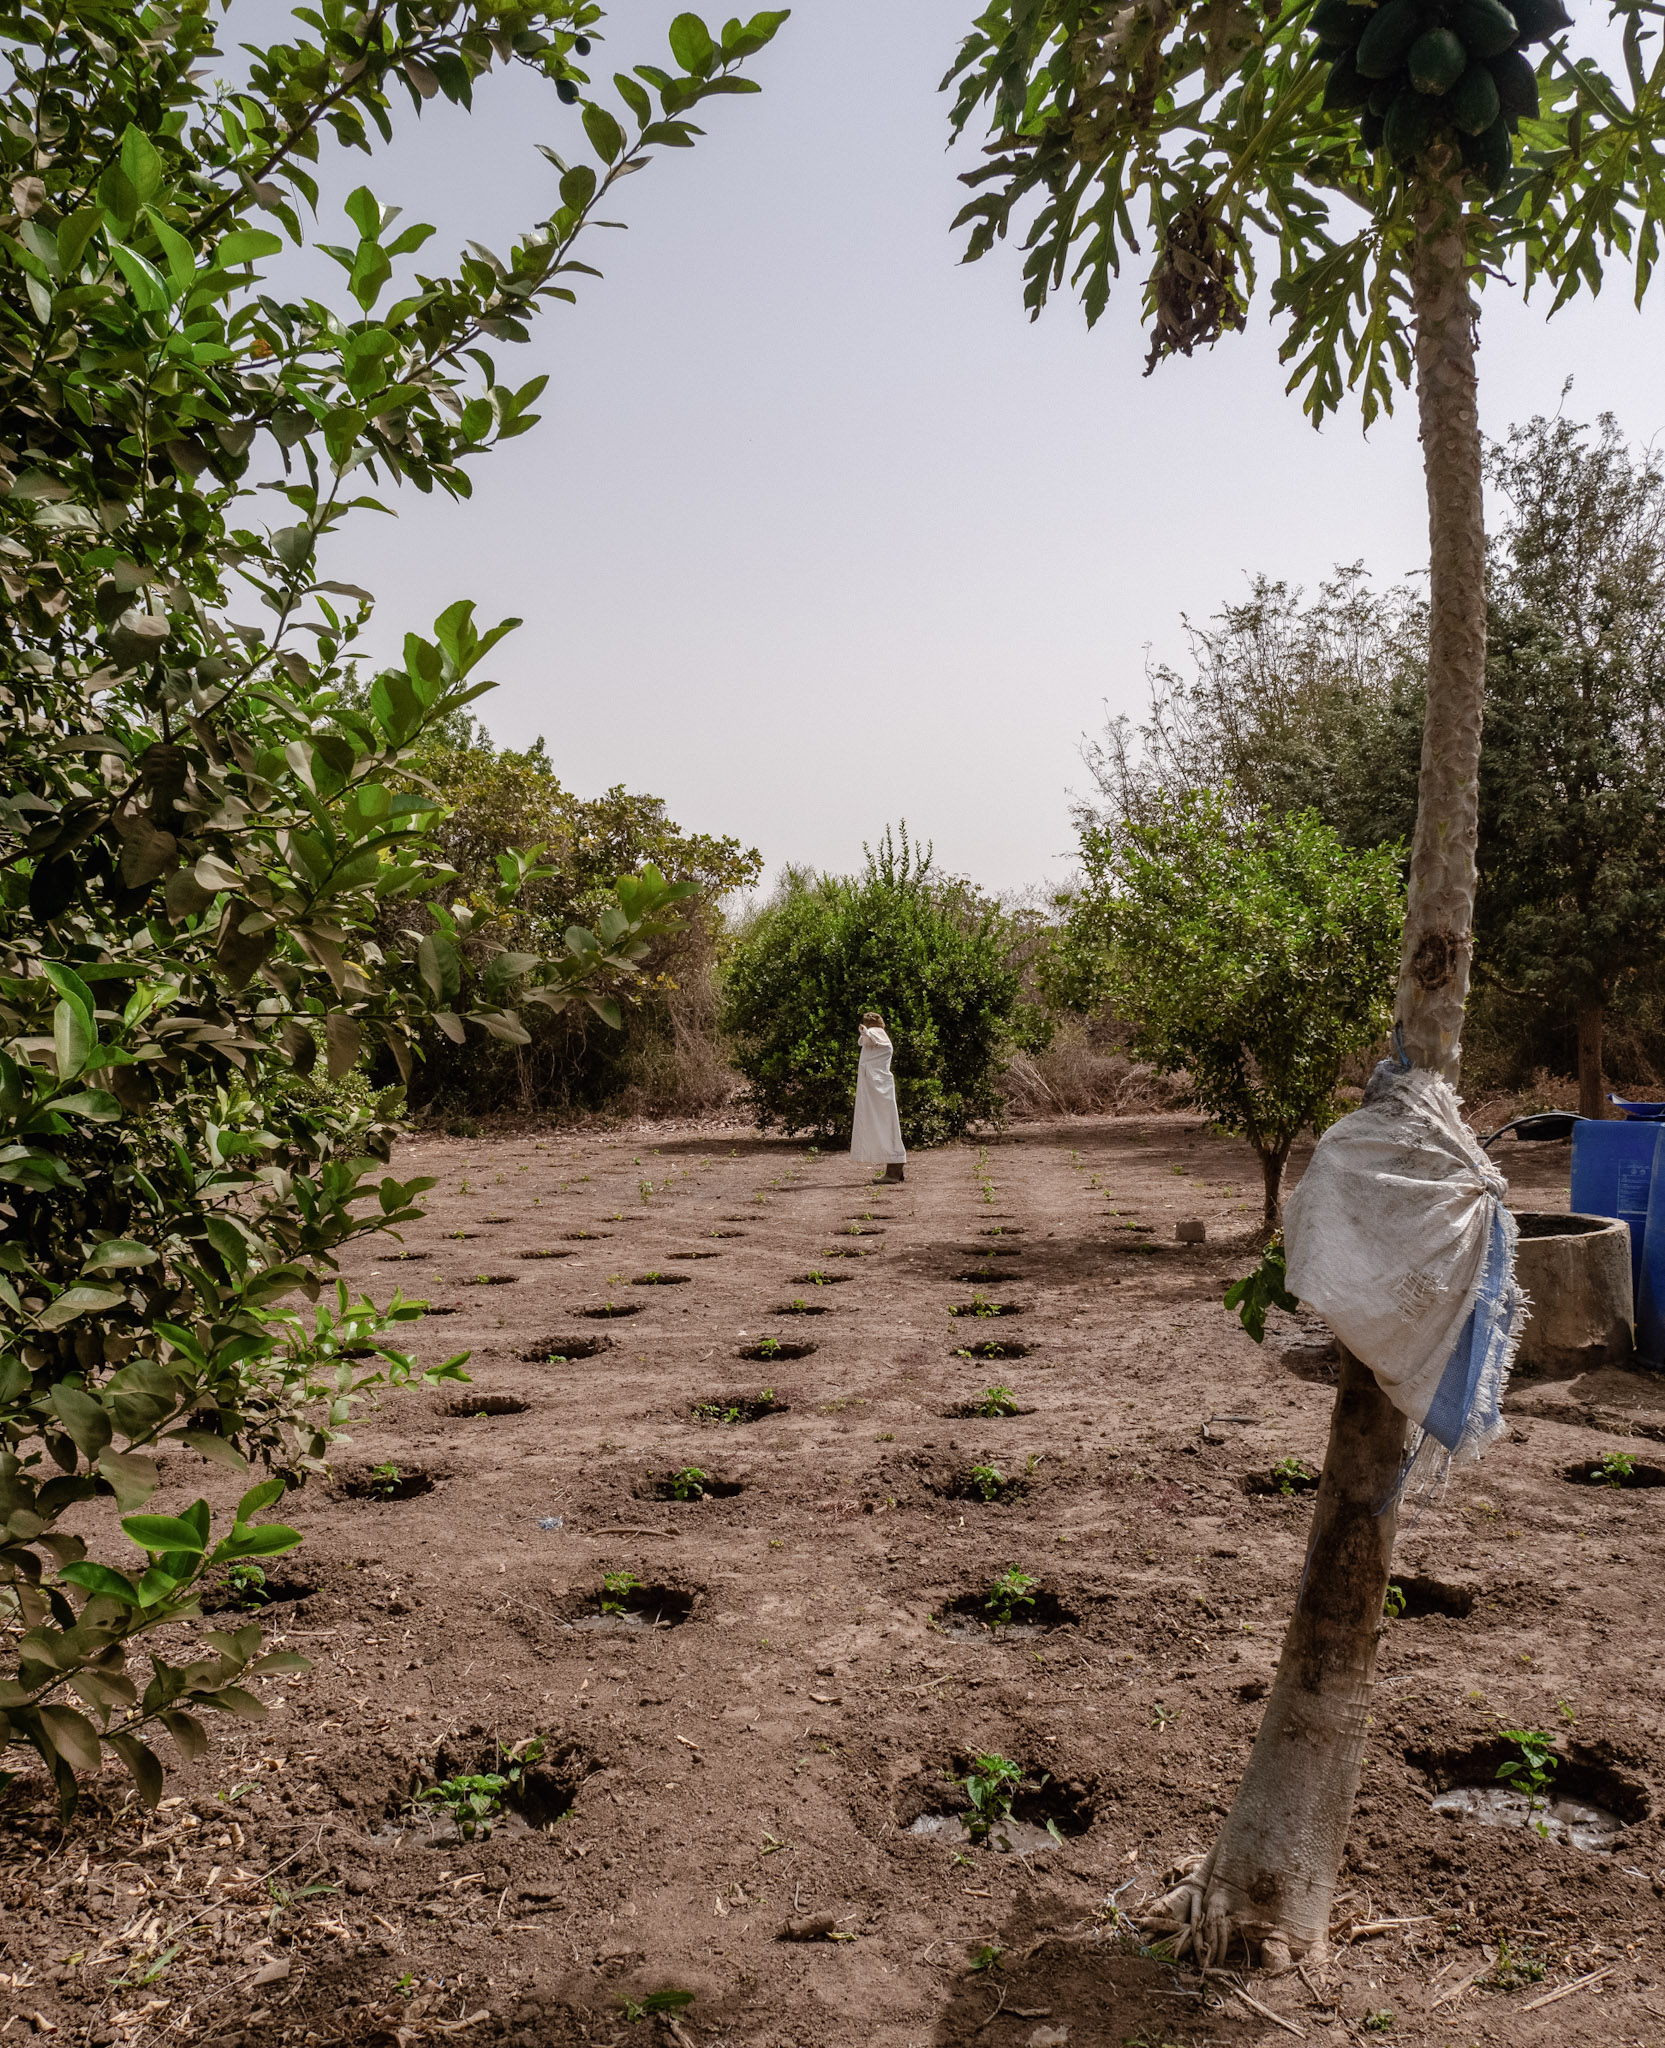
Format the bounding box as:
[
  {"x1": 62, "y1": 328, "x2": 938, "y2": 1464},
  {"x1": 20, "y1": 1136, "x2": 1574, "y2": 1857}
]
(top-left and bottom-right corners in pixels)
[{"x1": 1421, "y1": 1208, "x2": 1508, "y2": 1451}]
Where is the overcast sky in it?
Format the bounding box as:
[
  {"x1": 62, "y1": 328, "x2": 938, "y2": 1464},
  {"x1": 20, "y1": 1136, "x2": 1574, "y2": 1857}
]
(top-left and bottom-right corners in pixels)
[{"x1": 258, "y1": 0, "x2": 1665, "y2": 898}]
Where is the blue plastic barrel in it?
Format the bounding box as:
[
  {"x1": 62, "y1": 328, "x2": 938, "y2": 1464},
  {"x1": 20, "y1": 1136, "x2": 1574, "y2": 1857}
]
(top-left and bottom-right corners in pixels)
[
  {"x1": 1636, "y1": 1127, "x2": 1665, "y2": 1366},
  {"x1": 1570, "y1": 1118, "x2": 1659, "y2": 1304}
]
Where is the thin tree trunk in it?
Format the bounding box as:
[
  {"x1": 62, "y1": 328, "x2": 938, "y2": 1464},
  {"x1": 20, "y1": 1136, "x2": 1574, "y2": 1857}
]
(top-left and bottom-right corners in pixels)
[
  {"x1": 1577, "y1": 1000, "x2": 1606, "y2": 1119},
  {"x1": 1148, "y1": 162, "x2": 1482, "y2": 1967},
  {"x1": 1259, "y1": 1145, "x2": 1287, "y2": 1230}
]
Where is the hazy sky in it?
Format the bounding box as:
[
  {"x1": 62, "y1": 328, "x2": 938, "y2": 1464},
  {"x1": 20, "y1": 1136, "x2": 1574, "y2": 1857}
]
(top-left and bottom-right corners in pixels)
[{"x1": 269, "y1": 0, "x2": 1665, "y2": 896}]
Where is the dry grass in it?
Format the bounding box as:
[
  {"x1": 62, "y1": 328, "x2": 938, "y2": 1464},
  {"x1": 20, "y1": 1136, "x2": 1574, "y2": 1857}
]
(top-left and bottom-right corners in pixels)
[{"x1": 1002, "y1": 1020, "x2": 1188, "y2": 1120}]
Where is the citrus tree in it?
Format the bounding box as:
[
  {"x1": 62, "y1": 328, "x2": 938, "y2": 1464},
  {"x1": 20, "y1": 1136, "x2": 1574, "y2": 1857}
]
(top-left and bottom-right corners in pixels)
[
  {"x1": 1049, "y1": 794, "x2": 1403, "y2": 1224},
  {"x1": 945, "y1": 0, "x2": 1665, "y2": 1969},
  {"x1": 0, "y1": 0, "x2": 785, "y2": 1815}
]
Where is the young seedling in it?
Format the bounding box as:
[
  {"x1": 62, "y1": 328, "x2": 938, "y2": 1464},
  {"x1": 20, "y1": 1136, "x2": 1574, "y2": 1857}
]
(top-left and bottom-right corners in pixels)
[
  {"x1": 960, "y1": 1752, "x2": 1024, "y2": 1847},
  {"x1": 669, "y1": 1467, "x2": 708, "y2": 1502},
  {"x1": 600, "y1": 1569, "x2": 644, "y2": 1616},
  {"x1": 1487, "y1": 1939, "x2": 1546, "y2": 1990},
  {"x1": 1382, "y1": 1582, "x2": 1407, "y2": 1620},
  {"x1": 1271, "y1": 1456, "x2": 1315, "y2": 1496},
  {"x1": 369, "y1": 1461, "x2": 402, "y2": 1499},
  {"x1": 967, "y1": 1941, "x2": 1004, "y2": 1974},
  {"x1": 224, "y1": 1561, "x2": 269, "y2": 1607},
  {"x1": 1496, "y1": 1727, "x2": 1559, "y2": 1834},
  {"x1": 973, "y1": 1385, "x2": 1018, "y2": 1417},
  {"x1": 410, "y1": 1738, "x2": 546, "y2": 1840},
  {"x1": 1597, "y1": 1448, "x2": 1636, "y2": 1488},
  {"x1": 983, "y1": 1566, "x2": 1036, "y2": 1631},
  {"x1": 1152, "y1": 1700, "x2": 1182, "y2": 1732},
  {"x1": 967, "y1": 1462, "x2": 1006, "y2": 1503},
  {"x1": 754, "y1": 1335, "x2": 783, "y2": 1360}
]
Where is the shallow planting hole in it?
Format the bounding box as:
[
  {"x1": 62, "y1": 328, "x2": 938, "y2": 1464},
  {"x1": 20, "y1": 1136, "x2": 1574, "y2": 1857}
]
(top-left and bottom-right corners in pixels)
[
  {"x1": 1412, "y1": 1739, "x2": 1647, "y2": 1853},
  {"x1": 737, "y1": 1338, "x2": 816, "y2": 1362},
  {"x1": 951, "y1": 1266, "x2": 1013, "y2": 1284},
  {"x1": 1562, "y1": 1455, "x2": 1665, "y2": 1490},
  {"x1": 942, "y1": 1463, "x2": 1028, "y2": 1505},
  {"x1": 793, "y1": 1271, "x2": 852, "y2": 1285},
  {"x1": 570, "y1": 1579, "x2": 696, "y2": 1631},
  {"x1": 691, "y1": 1391, "x2": 789, "y2": 1425},
  {"x1": 1241, "y1": 1461, "x2": 1320, "y2": 1497},
  {"x1": 562, "y1": 1230, "x2": 609, "y2": 1241},
  {"x1": 965, "y1": 1244, "x2": 1023, "y2": 1258},
  {"x1": 416, "y1": 1303, "x2": 463, "y2": 1317},
  {"x1": 340, "y1": 1464, "x2": 436, "y2": 1503},
  {"x1": 517, "y1": 1248, "x2": 576, "y2": 1260},
  {"x1": 667, "y1": 1250, "x2": 720, "y2": 1260},
  {"x1": 948, "y1": 1299, "x2": 1024, "y2": 1319},
  {"x1": 578, "y1": 1302, "x2": 643, "y2": 1319},
  {"x1": 903, "y1": 1755, "x2": 1095, "y2": 1852},
  {"x1": 521, "y1": 1333, "x2": 613, "y2": 1362},
  {"x1": 459, "y1": 1273, "x2": 518, "y2": 1287},
  {"x1": 631, "y1": 1271, "x2": 692, "y2": 1286},
  {"x1": 954, "y1": 1337, "x2": 1031, "y2": 1360},
  {"x1": 1385, "y1": 1574, "x2": 1475, "y2": 1620},
  {"x1": 203, "y1": 1571, "x2": 316, "y2": 1614},
  {"x1": 443, "y1": 1393, "x2": 529, "y2": 1418},
  {"x1": 935, "y1": 1587, "x2": 1079, "y2": 1641},
  {"x1": 946, "y1": 1396, "x2": 1034, "y2": 1420},
  {"x1": 979, "y1": 1226, "x2": 1025, "y2": 1237},
  {"x1": 407, "y1": 1732, "x2": 592, "y2": 1835},
  {"x1": 773, "y1": 1300, "x2": 830, "y2": 1315},
  {"x1": 645, "y1": 1469, "x2": 746, "y2": 1501},
  {"x1": 384, "y1": 1250, "x2": 431, "y2": 1262},
  {"x1": 709, "y1": 1229, "x2": 746, "y2": 1239}
]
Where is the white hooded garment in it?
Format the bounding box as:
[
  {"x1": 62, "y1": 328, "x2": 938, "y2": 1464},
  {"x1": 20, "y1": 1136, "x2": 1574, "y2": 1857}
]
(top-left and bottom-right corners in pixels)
[{"x1": 850, "y1": 1025, "x2": 906, "y2": 1165}]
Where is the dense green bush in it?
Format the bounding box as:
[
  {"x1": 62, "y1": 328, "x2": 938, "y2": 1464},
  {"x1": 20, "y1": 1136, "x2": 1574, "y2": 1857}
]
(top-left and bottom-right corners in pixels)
[
  {"x1": 384, "y1": 729, "x2": 761, "y2": 1118},
  {"x1": 722, "y1": 830, "x2": 1044, "y2": 1147}
]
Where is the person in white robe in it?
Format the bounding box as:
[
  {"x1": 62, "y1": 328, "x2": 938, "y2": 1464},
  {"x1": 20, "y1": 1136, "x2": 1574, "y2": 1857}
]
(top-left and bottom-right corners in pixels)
[{"x1": 850, "y1": 1010, "x2": 906, "y2": 1182}]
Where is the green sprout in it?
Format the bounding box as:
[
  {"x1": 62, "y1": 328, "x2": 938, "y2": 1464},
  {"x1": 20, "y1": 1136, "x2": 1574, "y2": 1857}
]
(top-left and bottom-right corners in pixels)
[
  {"x1": 1383, "y1": 1581, "x2": 1407, "y2": 1619},
  {"x1": 410, "y1": 1738, "x2": 545, "y2": 1840},
  {"x1": 983, "y1": 1566, "x2": 1036, "y2": 1630},
  {"x1": 1496, "y1": 1727, "x2": 1559, "y2": 1834},
  {"x1": 224, "y1": 1561, "x2": 269, "y2": 1607},
  {"x1": 960, "y1": 1753, "x2": 1023, "y2": 1847},
  {"x1": 669, "y1": 1467, "x2": 708, "y2": 1501},
  {"x1": 621, "y1": 1991, "x2": 695, "y2": 2022},
  {"x1": 973, "y1": 1384, "x2": 1017, "y2": 1417},
  {"x1": 369, "y1": 1461, "x2": 402, "y2": 1498},
  {"x1": 1596, "y1": 1448, "x2": 1636, "y2": 1487},
  {"x1": 1271, "y1": 1456, "x2": 1315, "y2": 1496},
  {"x1": 600, "y1": 1569, "x2": 644, "y2": 1616},
  {"x1": 967, "y1": 1462, "x2": 1006, "y2": 1503},
  {"x1": 967, "y1": 1942, "x2": 1004, "y2": 1974}
]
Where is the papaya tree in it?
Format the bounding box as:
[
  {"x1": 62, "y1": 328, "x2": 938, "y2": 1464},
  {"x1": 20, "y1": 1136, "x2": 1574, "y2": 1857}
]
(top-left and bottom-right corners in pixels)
[
  {"x1": 0, "y1": 0, "x2": 785, "y2": 1815},
  {"x1": 945, "y1": 0, "x2": 1665, "y2": 1970}
]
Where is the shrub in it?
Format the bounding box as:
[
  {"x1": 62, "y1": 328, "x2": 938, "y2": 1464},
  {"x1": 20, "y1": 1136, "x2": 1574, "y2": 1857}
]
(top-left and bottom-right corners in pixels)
[
  {"x1": 1047, "y1": 792, "x2": 1402, "y2": 1222},
  {"x1": 721, "y1": 829, "x2": 1043, "y2": 1147}
]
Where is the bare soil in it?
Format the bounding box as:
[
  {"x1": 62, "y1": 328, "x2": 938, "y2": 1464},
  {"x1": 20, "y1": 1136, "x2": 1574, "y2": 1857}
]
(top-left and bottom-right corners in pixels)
[{"x1": 4, "y1": 1116, "x2": 1663, "y2": 2048}]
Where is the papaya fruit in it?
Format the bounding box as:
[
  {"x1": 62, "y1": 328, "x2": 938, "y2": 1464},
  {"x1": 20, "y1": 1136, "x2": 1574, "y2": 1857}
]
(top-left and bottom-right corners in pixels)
[
  {"x1": 1449, "y1": 61, "x2": 1502, "y2": 132},
  {"x1": 1448, "y1": 0, "x2": 1519, "y2": 57},
  {"x1": 1368, "y1": 75, "x2": 1400, "y2": 115},
  {"x1": 1355, "y1": 0, "x2": 1425, "y2": 77},
  {"x1": 1408, "y1": 27, "x2": 1467, "y2": 91},
  {"x1": 1489, "y1": 46, "x2": 1540, "y2": 118},
  {"x1": 1361, "y1": 108, "x2": 1387, "y2": 150},
  {"x1": 1323, "y1": 49, "x2": 1373, "y2": 109},
  {"x1": 1311, "y1": 0, "x2": 1375, "y2": 44},
  {"x1": 1462, "y1": 113, "x2": 1514, "y2": 185},
  {"x1": 1507, "y1": 0, "x2": 1571, "y2": 41},
  {"x1": 1383, "y1": 84, "x2": 1440, "y2": 158}
]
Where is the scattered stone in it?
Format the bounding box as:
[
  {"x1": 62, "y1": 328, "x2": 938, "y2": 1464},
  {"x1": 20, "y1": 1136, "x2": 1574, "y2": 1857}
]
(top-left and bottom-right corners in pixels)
[{"x1": 1175, "y1": 1219, "x2": 1206, "y2": 1243}]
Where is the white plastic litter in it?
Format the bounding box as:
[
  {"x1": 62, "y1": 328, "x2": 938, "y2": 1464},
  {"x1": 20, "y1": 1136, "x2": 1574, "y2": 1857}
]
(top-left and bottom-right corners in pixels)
[{"x1": 1282, "y1": 1061, "x2": 1524, "y2": 1498}]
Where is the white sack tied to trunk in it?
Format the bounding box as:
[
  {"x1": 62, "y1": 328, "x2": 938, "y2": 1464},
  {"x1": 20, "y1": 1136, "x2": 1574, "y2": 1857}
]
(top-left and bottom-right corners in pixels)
[{"x1": 1282, "y1": 1061, "x2": 1525, "y2": 1502}]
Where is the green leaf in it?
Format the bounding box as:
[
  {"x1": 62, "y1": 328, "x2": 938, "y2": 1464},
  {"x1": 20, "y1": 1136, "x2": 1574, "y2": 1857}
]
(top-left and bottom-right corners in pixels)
[
  {"x1": 214, "y1": 228, "x2": 283, "y2": 267},
  {"x1": 97, "y1": 1451, "x2": 159, "y2": 1511},
  {"x1": 36, "y1": 1283, "x2": 124, "y2": 1331},
  {"x1": 49, "y1": 1385, "x2": 112, "y2": 1459},
  {"x1": 59, "y1": 1562, "x2": 143, "y2": 1606},
  {"x1": 119, "y1": 125, "x2": 164, "y2": 204},
  {"x1": 236, "y1": 1477, "x2": 287, "y2": 1522},
  {"x1": 122, "y1": 1513, "x2": 208, "y2": 1556},
  {"x1": 82, "y1": 1238, "x2": 159, "y2": 1274},
  {"x1": 669, "y1": 13, "x2": 717, "y2": 74},
  {"x1": 39, "y1": 1703, "x2": 104, "y2": 1774},
  {"x1": 108, "y1": 1731, "x2": 165, "y2": 1807},
  {"x1": 53, "y1": 1090, "x2": 122, "y2": 1122},
  {"x1": 111, "y1": 244, "x2": 171, "y2": 313},
  {"x1": 53, "y1": 999, "x2": 93, "y2": 1081},
  {"x1": 161, "y1": 1709, "x2": 208, "y2": 1761},
  {"x1": 582, "y1": 104, "x2": 627, "y2": 162},
  {"x1": 215, "y1": 1522, "x2": 303, "y2": 1561}
]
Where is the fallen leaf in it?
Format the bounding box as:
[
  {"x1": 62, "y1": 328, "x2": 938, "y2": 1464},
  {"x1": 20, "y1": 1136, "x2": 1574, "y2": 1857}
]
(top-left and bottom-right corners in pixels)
[{"x1": 251, "y1": 1958, "x2": 291, "y2": 1988}]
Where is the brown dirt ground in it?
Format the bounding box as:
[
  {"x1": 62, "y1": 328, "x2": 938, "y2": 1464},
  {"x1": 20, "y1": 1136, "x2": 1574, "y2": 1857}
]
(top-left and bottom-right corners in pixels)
[{"x1": 4, "y1": 1114, "x2": 1664, "y2": 2048}]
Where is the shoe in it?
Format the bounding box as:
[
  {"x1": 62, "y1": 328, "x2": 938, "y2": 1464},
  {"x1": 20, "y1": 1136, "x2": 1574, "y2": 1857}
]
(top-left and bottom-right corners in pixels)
[{"x1": 884, "y1": 1163, "x2": 905, "y2": 1183}]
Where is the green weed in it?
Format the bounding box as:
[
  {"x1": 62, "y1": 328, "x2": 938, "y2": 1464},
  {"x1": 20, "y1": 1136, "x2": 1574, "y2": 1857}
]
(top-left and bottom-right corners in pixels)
[
  {"x1": 1271, "y1": 1455, "x2": 1316, "y2": 1496},
  {"x1": 967, "y1": 1941, "x2": 1004, "y2": 1973},
  {"x1": 368, "y1": 1461, "x2": 402, "y2": 1498}
]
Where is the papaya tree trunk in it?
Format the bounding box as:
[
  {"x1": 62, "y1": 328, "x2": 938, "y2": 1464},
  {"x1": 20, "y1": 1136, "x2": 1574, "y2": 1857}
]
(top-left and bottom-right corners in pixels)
[
  {"x1": 1147, "y1": 163, "x2": 1482, "y2": 1968},
  {"x1": 1577, "y1": 999, "x2": 1606, "y2": 1119}
]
